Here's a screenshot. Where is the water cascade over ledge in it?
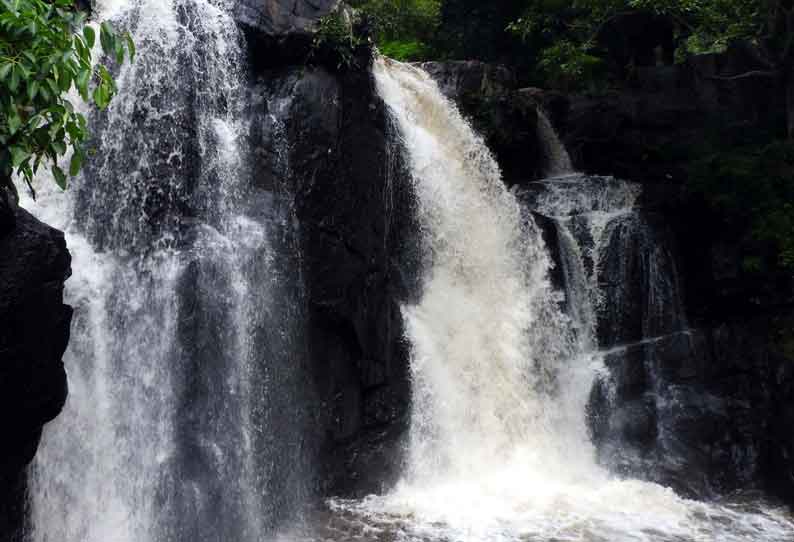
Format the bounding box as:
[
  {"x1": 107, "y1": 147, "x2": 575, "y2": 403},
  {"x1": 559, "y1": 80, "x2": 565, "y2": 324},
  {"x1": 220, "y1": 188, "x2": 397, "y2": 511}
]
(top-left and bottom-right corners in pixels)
[
  {"x1": 15, "y1": 1, "x2": 794, "y2": 536},
  {"x1": 319, "y1": 58, "x2": 794, "y2": 542},
  {"x1": 24, "y1": 1, "x2": 309, "y2": 540}
]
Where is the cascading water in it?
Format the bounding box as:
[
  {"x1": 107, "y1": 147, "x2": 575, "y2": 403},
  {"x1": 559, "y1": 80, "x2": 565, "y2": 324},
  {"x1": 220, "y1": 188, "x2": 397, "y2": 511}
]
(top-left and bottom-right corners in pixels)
[
  {"x1": 319, "y1": 58, "x2": 794, "y2": 542},
  {"x1": 23, "y1": 1, "x2": 308, "y2": 540}
]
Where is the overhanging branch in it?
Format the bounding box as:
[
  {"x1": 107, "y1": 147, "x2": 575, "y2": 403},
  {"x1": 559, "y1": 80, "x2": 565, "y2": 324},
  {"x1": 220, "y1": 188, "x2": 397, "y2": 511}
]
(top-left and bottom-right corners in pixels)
[{"x1": 707, "y1": 70, "x2": 779, "y2": 81}]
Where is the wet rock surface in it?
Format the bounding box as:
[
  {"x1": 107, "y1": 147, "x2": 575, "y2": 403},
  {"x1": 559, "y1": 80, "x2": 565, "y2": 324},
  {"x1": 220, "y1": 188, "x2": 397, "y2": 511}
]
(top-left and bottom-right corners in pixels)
[
  {"x1": 0, "y1": 201, "x2": 72, "y2": 540},
  {"x1": 247, "y1": 60, "x2": 417, "y2": 497}
]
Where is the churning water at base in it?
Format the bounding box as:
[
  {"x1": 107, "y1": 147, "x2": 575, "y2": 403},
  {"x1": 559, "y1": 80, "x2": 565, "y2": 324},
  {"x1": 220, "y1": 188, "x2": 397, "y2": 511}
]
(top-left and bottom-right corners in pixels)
[
  {"x1": 25, "y1": 1, "x2": 308, "y2": 541},
  {"x1": 308, "y1": 59, "x2": 794, "y2": 542}
]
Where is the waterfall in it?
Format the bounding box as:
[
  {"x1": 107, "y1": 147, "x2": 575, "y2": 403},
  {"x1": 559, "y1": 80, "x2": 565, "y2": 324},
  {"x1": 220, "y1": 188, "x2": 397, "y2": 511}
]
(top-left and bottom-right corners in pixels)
[
  {"x1": 321, "y1": 58, "x2": 794, "y2": 542},
  {"x1": 23, "y1": 1, "x2": 308, "y2": 540},
  {"x1": 536, "y1": 109, "x2": 573, "y2": 177}
]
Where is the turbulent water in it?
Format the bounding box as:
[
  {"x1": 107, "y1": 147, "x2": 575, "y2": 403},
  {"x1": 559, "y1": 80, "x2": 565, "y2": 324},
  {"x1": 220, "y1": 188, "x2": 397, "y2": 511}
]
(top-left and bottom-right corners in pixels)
[
  {"x1": 310, "y1": 59, "x2": 794, "y2": 542},
  {"x1": 18, "y1": 4, "x2": 794, "y2": 539},
  {"x1": 24, "y1": 1, "x2": 308, "y2": 541}
]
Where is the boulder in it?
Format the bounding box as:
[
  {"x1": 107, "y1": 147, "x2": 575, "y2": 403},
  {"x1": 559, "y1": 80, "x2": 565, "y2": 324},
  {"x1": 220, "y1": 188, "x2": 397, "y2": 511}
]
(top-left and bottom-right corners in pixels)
[
  {"x1": 0, "y1": 203, "x2": 72, "y2": 540},
  {"x1": 234, "y1": 0, "x2": 341, "y2": 37}
]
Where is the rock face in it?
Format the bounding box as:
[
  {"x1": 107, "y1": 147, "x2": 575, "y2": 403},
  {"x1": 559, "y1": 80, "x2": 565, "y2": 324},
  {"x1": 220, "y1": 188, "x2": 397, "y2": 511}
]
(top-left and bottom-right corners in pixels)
[
  {"x1": 234, "y1": 0, "x2": 340, "y2": 37},
  {"x1": 246, "y1": 56, "x2": 418, "y2": 496},
  {"x1": 539, "y1": 44, "x2": 784, "y2": 185},
  {"x1": 0, "y1": 193, "x2": 72, "y2": 540},
  {"x1": 234, "y1": 0, "x2": 346, "y2": 67}
]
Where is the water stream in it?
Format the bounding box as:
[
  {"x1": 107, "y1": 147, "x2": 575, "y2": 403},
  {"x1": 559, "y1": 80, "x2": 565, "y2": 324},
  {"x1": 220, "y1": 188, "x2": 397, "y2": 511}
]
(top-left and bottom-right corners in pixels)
[
  {"x1": 310, "y1": 58, "x2": 794, "y2": 542},
  {"x1": 18, "y1": 6, "x2": 794, "y2": 540},
  {"x1": 24, "y1": 1, "x2": 308, "y2": 540}
]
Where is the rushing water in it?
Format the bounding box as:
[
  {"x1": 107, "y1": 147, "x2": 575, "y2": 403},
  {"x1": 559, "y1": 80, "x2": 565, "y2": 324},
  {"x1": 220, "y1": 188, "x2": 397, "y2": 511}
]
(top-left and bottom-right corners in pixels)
[
  {"x1": 307, "y1": 59, "x2": 794, "y2": 542},
  {"x1": 24, "y1": 1, "x2": 308, "y2": 541},
  {"x1": 18, "y1": 4, "x2": 794, "y2": 538}
]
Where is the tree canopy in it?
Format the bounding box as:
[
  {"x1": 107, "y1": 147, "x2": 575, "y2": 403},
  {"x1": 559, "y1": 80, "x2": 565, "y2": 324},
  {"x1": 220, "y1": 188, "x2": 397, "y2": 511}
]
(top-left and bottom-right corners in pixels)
[
  {"x1": 0, "y1": 0, "x2": 133, "y2": 199},
  {"x1": 352, "y1": 0, "x2": 791, "y2": 89}
]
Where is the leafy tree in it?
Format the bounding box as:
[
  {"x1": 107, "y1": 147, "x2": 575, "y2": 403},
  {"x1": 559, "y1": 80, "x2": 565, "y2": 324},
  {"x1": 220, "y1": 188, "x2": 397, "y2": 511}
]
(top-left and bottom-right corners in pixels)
[
  {"x1": 0, "y1": 0, "x2": 134, "y2": 200},
  {"x1": 689, "y1": 141, "x2": 794, "y2": 271},
  {"x1": 349, "y1": 0, "x2": 440, "y2": 61},
  {"x1": 436, "y1": 0, "x2": 525, "y2": 62},
  {"x1": 507, "y1": 0, "x2": 794, "y2": 134}
]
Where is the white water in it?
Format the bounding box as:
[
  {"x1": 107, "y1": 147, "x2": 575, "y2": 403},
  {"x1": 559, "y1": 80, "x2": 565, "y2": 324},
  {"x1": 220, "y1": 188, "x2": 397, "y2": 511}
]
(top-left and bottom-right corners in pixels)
[
  {"x1": 23, "y1": 1, "x2": 304, "y2": 540},
  {"x1": 319, "y1": 58, "x2": 794, "y2": 542},
  {"x1": 536, "y1": 110, "x2": 573, "y2": 177}
]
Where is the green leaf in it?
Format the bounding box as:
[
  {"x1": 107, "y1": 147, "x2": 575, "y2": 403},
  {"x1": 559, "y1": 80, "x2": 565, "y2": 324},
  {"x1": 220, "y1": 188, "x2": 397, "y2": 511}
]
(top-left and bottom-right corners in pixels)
[
  {"x1": 27, "y1": 79, "x2": 38, "y2": 101},
  {"x1": 83, "y1": 26, "x2": 96, "y2": 48},
  {"x1": 51, "y1": 140, "x2": 66, "y2": 155},
  {"x1": 69, "y1": 151, "x2": 82, "y2": 176},
  {"x1": 0, "y1": 63, "x2": 12, "y2": 81},
  {"x1": 100, "y1": 21, "x2": 115, "y2": 55},
  {"x1": 125, "y1": 31, "x2": 135, "y2": 61},
  {"x1": 9, "y1": 65, "x2": 20, "y2": 91},
  {"x1": 10, "y1": 145, "x2": 30, "y2": 168},
  {"x1": 7, "y1": 108, "x2": 21, "y2": 135},
  {"x1": 52, "y1": 164, "x2": 67, "y2": 189},
  {"x1": 76, "y1": 68, "x2": 90, "y2": 99}
]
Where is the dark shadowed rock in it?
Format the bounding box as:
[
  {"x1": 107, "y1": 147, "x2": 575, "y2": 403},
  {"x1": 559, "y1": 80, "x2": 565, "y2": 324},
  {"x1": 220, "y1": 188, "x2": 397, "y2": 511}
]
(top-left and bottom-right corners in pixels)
[
  {"x1": 234, "y1": 0, "x2": 341, "y2": 37},
  {"x1": 0, "y1": 203, "x2": 72, "y2": 541},
  {"x1": 247, "y1": 60, "x2": 418, "y2": 497}
]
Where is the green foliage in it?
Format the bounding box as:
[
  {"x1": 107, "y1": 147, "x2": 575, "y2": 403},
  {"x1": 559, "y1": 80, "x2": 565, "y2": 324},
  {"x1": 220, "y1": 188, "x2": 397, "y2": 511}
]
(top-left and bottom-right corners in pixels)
[
  {"x1": 0, "y1": 0, "x2": 133, "y2": 197},
  {"x1": 349, "y1": 0, "x2": 439, "y2": 61},
  {"x1": 378, "y1": 39, "x2": 433, "y2": 62},
  {"x1": 310, "y1": 9, "x2": 363, "y2": 70},
  {"x1": 505, "y1": 0, "x2": 773, "y2": 88},
  {"x1": 689, "y1": 142, "x2": 794, "y2": 271},
  {"x1": 537, "y1": 40, "x2": 604, "y2": 90}
]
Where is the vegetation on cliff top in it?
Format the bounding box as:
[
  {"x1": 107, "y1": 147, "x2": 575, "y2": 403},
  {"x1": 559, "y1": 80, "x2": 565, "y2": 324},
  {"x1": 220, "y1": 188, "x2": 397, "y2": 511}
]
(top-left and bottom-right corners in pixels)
[
  {"x1": 352, "y1": 0, "x2": 791, "y2": 90},
  {"x1": 0, "y1": 0, "x2": 133, "y2": 199}
]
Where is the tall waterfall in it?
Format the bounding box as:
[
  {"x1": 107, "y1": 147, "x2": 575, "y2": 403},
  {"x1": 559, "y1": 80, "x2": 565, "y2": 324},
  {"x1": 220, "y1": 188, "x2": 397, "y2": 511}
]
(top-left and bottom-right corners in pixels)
[
  {"x1": 324, "y1": 58, "x2": 794, "y2": 542},
  {"x1": 23, "y1": 1, "x2": 308, "y2": 540}
]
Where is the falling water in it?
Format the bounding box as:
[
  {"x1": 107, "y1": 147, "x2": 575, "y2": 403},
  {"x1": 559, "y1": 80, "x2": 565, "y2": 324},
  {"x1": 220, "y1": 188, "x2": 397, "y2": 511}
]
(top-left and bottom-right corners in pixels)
[
  {"x1": 536, "y1": 109, "x2": 573, "y2": 177},
  {"x1": 316, "y1": 59, "x2": 794, "y2": 542},
  {"x1": 23, "y1": 1, "x2": 308, "y2": 540}
]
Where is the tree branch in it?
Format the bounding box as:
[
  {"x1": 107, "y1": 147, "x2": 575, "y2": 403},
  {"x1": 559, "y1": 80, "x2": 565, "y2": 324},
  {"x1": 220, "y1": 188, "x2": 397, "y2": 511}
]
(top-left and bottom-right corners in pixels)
[{"x1": 707, "y1": 70, "x2": 780, "y2": 81}]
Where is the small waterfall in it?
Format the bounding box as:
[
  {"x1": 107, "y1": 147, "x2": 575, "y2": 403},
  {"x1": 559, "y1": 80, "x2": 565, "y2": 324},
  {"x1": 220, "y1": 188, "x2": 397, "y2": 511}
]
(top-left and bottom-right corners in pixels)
[
  {"x1": 322, "y1": 58, "x2": 794, "y2": 542},
  {"x1": 24, "y1": 1, "x2": 308, "y2": 540},
  {"x1": 536, "y1": 109, "x2": 573, "y2": 177}
]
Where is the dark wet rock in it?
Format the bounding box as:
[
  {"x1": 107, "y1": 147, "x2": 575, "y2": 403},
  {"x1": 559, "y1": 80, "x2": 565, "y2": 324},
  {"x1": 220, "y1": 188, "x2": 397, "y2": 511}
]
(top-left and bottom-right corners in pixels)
[
  {"x1": 247, "y1": 62, "x2": 417, "y2": 497},
  {"x1": 234, "y1": 0, "x2": 341, "y2": 38},
  {"x1": 0, "y1": 204, "x2": 72, "y2": 540},
  {"x1": 236, "y1": 0, "x2": 363, "y2": 70},
  {"x1": 590, "y1": 318, "x2": 794, "y2": 500},
  {"x1": 544, "y1": 43, "x2": 784, "y2": 185}
]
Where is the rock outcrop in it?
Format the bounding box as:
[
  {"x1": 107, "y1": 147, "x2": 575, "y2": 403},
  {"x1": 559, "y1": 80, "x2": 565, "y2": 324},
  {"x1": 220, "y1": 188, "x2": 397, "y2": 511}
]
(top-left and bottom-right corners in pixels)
[
  {"x1": 246, "y1": 58, "x2": 417, "y2": 497},
  {"x1": 234, "y1": 0, "x2": 340, "y2": 37},
  {"x1": 235, "y1": 0, "x2": 350, "y2": 68},
  {"x1": 0, "y1": 192, "x2": 72, "y2": 540}
]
